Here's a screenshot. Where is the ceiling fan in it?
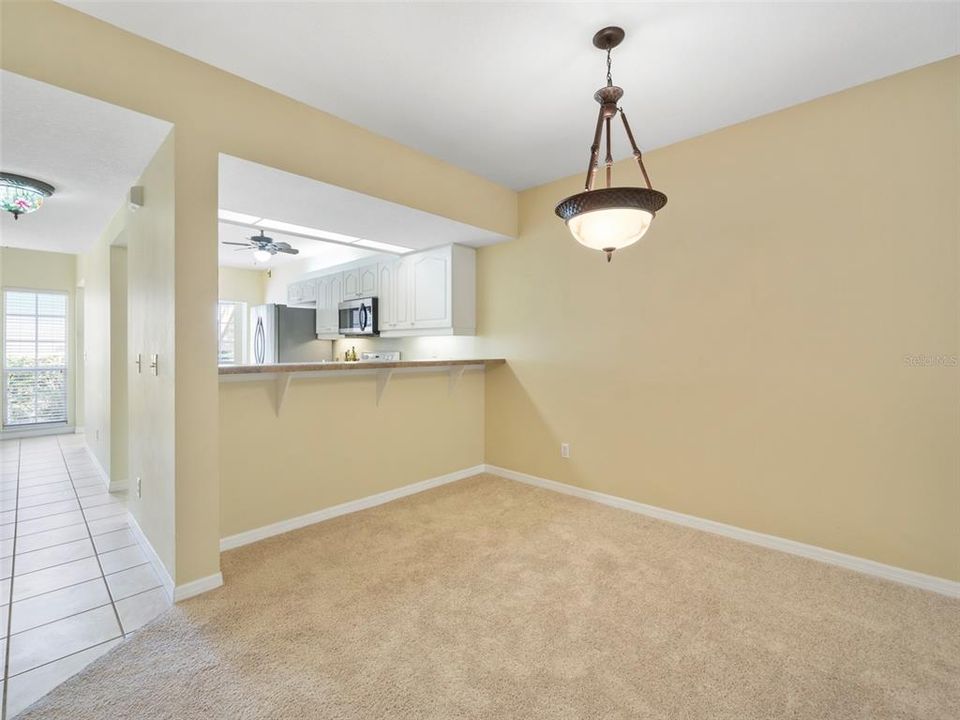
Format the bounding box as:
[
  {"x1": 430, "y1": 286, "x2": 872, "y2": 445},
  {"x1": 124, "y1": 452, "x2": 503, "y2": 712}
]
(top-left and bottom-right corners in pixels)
[{"x1": 222, "y1": 229, "x2": 299, "y2": 263}]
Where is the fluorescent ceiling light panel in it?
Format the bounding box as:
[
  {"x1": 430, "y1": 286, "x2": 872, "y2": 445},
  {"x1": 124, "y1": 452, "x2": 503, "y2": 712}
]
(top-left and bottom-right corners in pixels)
[
  {"x1": 218, "y1": 209, "x2": 261, "y2": 224},
  {"x1": 255, "y1": 218, "x2": 359, "y2": 244},
  {"x1": 352, "y1": 238, "x2": 414, "y2": 254}
]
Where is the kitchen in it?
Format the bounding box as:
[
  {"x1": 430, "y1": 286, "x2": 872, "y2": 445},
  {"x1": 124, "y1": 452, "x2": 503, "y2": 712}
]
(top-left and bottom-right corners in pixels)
[{"x1": 217, "y1": 155, "x2": 507, "y2": 544}]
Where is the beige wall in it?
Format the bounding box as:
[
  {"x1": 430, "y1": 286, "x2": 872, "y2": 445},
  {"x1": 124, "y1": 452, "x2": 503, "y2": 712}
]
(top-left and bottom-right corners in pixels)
[
  {"x1": 109, "y1": 246, "x2": 128, "y2": 483},
  {"x1": 220, "y1": 370, "x2": 485, "y2": 538},
  {"x1": 218, "y1": 266, "x2": 266, "y2": 308},
  {"x1": 0, "y1": 247, "x2": 78, "y2": 428},
  {"x1": 77, "y1": 209, "x2": 129, "y2": 485},
  {"x1": 2, "y1": 0, "x2": 516, "y2": 586},
  {"x1": 481, "y1": 57, "x2": 960, "y2": 581},
  {"x1": 78, "y1": 133, "x2": 176, "y2": 576},
  {"x1": 77, "y1": 228, "x2": 112, "y2": 471},
  {"x1": 125, "y1": 132, "x2": 177, "y2": 578}
]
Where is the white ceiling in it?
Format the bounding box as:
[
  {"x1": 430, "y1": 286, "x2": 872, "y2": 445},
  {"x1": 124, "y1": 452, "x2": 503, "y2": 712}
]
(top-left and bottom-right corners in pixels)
[
  {"x1": 0, "y1": 71, "x2": 172, "y2": 254},
  {"x1": 217, "y1": 154, "x2": 510, "y2": 269},
  {"x1": 64, "y1": 2, "x2": 959, "y2": 190}
]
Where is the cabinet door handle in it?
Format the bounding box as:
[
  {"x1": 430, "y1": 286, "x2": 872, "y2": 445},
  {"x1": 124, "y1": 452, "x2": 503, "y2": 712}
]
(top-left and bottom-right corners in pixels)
[{"x1": 134, "y1": 354, "x2": 142, "y2": 374}]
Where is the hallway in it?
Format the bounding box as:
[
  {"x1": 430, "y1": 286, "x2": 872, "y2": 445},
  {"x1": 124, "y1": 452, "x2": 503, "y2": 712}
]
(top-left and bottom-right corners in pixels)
[{"x1": 0, "y1": 434, "x2": 169, "y2": 718}]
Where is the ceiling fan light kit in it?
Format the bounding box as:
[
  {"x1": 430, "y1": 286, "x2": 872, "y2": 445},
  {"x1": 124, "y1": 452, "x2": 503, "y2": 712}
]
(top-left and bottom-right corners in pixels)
[
  {"x1": 222, "y1": 228, "x2": 300, "y2": 264},
  {"x1": 555, "y1": 26, "x2": 668, "y2": 262},
  {"x1": 0, "y1": 172, "x2": 55, "y2": 220}
]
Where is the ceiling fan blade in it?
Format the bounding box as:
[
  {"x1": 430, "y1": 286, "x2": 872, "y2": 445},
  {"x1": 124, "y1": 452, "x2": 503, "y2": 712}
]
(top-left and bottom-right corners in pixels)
[
  {"x1": 233, "y1": 247, "x2": 253, "y2": 252},
  {"x1": 274, "y1": 241, "x2": 293, "y2": 250},
  {"x1": 222, "y1": 241, "x2": 250, "y2": 246},
  {"x1": 279, "y1": 247, "x2": 300, "y2": 255}
]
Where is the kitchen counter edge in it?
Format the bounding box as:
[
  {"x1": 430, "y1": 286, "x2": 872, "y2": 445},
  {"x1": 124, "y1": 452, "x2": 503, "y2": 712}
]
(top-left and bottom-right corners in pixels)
[{"x1": 219, "y1": 358, "x2": 506, "y2": 375}]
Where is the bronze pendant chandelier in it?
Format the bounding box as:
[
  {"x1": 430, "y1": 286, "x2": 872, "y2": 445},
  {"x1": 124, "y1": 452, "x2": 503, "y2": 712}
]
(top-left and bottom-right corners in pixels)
[{"x1": 555, "y1": 27, "x2": 668, "y2": 262}]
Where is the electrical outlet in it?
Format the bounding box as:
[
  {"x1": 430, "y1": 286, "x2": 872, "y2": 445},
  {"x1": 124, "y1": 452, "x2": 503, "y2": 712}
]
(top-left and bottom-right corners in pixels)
[
  {"x1": 560, "y1": 443, "x2": 570, "y2": 458},
  {"x1": 136, "y1": 477, "x2": 142, "y2": 499}
]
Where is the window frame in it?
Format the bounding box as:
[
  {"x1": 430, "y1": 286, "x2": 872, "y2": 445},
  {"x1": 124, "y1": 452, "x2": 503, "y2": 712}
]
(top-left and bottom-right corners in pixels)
[
  {"x1": 2, "y1": 287, "x2": 70, "y2": 428},
  {"x1": 217, "y1": 300, "x2": 247, "y2": 366}
]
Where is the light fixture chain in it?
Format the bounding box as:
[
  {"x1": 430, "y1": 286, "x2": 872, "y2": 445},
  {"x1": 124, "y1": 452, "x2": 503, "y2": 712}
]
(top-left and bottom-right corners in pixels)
[{"x1": 606, "y1": 47, "x2": 613, "y2": 86}]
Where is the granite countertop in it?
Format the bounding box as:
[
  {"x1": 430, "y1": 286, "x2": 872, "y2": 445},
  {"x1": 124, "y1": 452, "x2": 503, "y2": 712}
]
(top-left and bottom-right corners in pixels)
[{"x1": 218, "y1": 358, "x2": 506, "y2": 375}]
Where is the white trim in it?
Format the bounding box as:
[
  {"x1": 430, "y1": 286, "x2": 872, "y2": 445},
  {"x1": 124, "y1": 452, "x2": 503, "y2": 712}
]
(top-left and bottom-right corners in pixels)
[
  {"x1": 484, "y1": 465, "x2": 960, "y2": 599},
  {"x1": 74, "y1": 426, "x2": 85, "y2": 434},
  {"x1": 81, "y1": 443, "x2": 127, "y2": 492},
  {"x1": 82, "y1": 443, "x2": 111, "y2": 491},
  {"x1": 220, "y1": 464, "x2": 485, "y2": 551},
  {"x1": 126, "y1": 511, "x2": 175, "y2": 602},
  {"x1": 0, "y1": 424, "x2": 73, "y2": 440},
  {"x1": 174, "y1": 572, "x2": 224, "y2": 602}
]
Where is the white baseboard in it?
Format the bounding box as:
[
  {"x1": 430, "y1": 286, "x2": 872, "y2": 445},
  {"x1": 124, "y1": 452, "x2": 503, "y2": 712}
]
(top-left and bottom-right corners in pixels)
[
  {"x1": 125, "y1": 511, "x2": 175, "y2": 602},
  {"x1": 81, "y1": 443, "x2": 128, "y2": 492},
  {"x1": 0, "y1": 425, "x2": 74, "y2": 440},
  {"x1": 220, "y1": 464, "x2": 486, "y2": 552},
  {"x1": 174, "y1": 572, "x2": 224, "y2": 602},
  {"x1": 484, "y1": 465, "x2": 960, "y2": 599},
  {"x1": 74, "y1": 426, "x2": 85, "y2": 435},
  {"x1": 82, "y1": 444, "x2": 112, "y2": 491}
]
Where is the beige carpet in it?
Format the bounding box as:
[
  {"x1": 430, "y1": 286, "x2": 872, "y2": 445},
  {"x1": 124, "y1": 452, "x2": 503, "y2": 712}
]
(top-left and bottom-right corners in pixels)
[{"x1": 21, "y1": 475, "x2": 960, "y2": 719}]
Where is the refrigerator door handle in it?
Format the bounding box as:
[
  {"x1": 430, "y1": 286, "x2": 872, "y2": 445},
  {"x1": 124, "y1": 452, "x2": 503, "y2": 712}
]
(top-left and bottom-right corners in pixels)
[{"x1": 254, "y1": 316, "x2": 266, "y2": 364}]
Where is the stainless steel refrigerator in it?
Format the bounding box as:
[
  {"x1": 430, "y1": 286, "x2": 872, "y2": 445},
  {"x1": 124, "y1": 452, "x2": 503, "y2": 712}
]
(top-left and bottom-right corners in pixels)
[{"x1": 250, "y1": 304, "x2": 329, "y2": 365}]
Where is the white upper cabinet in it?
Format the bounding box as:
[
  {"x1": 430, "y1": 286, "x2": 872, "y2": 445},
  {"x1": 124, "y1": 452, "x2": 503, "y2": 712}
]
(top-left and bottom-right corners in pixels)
[
  {"x1": 315, "y1": 273, "x2": 343, "y2": 338},
  {"x1": 411, "y1": 251, "x2": 450, "y2": 328},
  {"x1": 379, "y1": 245, "x2": 475, "y2": 337},
  {"x1": 287, "y1": 278, "x2": 318, "y2": 308},
  {"x1": 342, "y1": 263, "x2": 378, "y2": 299},
  {"x1": 292, "y1": 244, "x2": 475, "y2": 339}
]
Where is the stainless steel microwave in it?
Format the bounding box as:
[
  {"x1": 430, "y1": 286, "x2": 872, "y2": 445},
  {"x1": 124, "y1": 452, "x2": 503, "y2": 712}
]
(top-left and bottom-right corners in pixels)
[{"x1": 338, "y1": 297, "x2": 378, "y2": 336}]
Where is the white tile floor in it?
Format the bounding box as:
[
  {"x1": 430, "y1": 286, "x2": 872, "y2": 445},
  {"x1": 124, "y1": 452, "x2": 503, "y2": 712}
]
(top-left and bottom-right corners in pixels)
[{"x1": 0, "y1": 434, "x2": 171, "y2": 718}]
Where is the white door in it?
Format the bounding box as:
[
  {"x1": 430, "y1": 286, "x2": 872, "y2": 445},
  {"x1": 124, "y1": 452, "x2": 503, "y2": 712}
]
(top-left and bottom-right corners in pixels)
[
  {"x1": 378, "y1": 262, "x2": 396, "y2": 329},
  {"x1": 316, "y1": 273, "x2": 344, "y2": 336},
  {"x1": 394, "y1": 257, "x2": 413, "y2": 328},
  {"x1": 342, "y1": 269, "x2": 360, "y2": 299},
  {"x1": 358, "y1": 264, "x2": 378, "y2": 297},
  {"x1": 411, "y1": 251, "x2": 450, "y2": 328}
]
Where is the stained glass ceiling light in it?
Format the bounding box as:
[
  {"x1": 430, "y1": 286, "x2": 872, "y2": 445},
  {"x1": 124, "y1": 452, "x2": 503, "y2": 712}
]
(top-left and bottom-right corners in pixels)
[{"x1": 0, "y1": 173, "x2": 55, "y2": 220}]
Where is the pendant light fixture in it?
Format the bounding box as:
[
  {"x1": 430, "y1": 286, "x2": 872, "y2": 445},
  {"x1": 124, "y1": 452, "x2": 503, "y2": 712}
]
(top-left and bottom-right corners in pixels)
[
  {"x1": 555, "y1": 27, "x2": 667, "y2": 262},
  {"x1": 0, "y1": 172, "x2": 55, "y2": 220}
]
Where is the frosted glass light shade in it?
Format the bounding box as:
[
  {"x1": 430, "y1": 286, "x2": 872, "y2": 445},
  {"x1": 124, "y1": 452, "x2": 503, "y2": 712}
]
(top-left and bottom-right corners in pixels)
[
  {"x1": 555, "y1": 186, "x2": 667, "y2": 261},
  {"x1": 253, "y1": 249, "x2": 272, "y2": 263},
  {"x1": 566, "y1": 207, "x2": 653, "y2": 251}
]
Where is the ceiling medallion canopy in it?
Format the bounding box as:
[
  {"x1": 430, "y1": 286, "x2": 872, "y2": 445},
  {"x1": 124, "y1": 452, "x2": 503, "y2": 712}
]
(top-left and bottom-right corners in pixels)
[
  {"x1": 555, "y1": 27, "x2": 668, "y2": 262},
  {"x1": 0, "y1": 172, "x2": 55, "y2": 220}
]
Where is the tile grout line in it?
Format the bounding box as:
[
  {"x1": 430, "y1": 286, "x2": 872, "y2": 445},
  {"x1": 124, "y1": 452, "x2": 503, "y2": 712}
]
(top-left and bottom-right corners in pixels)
[
  {"x1": 0, "y1": 525, "x2": 138, "y2": 561},
  {"x1": 1, "y1": 502, "x2": 126, "y2": 528},
  {"x1": 1, "y1": 440, "x2": 21, "y2": 720},
  {"x1": 4, "y1": 541, "x2": 140, "y2": 582},
  {"x1": 7, "y1": 583, "x2": 163, "y2": 641},
  {"x1": 2, "y1": 562, "x2": 152, "y2": 606},
  {"x1": 1, "y1": 490, "x2": 124, "y2": 514},
  {"x1": 5, "y1": 636, "x2": 122, "y2": 683},
  {"x1": 55, "y1": 438, "x2": 127, "y2": 641}
]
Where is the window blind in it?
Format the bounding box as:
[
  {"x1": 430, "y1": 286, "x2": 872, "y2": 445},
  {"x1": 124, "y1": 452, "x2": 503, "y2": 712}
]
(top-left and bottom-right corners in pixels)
[{"x1": 4, "y1": 290, "x2": 68, "y2": 426}]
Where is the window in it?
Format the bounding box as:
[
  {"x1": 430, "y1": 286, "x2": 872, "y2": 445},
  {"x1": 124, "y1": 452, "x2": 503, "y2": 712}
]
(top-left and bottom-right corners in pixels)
[
  {"x1": 3, "y1": 290, "x2": 68, "y2": 427},
  {"x1": 218, "y1": 301, "x2": 246, "y2": 365}
]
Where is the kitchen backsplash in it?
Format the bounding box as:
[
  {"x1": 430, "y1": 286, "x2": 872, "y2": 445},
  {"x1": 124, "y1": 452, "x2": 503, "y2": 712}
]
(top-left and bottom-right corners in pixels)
[{"x1": 332, "y1": 335, "x2": 482, "y2": 361}]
